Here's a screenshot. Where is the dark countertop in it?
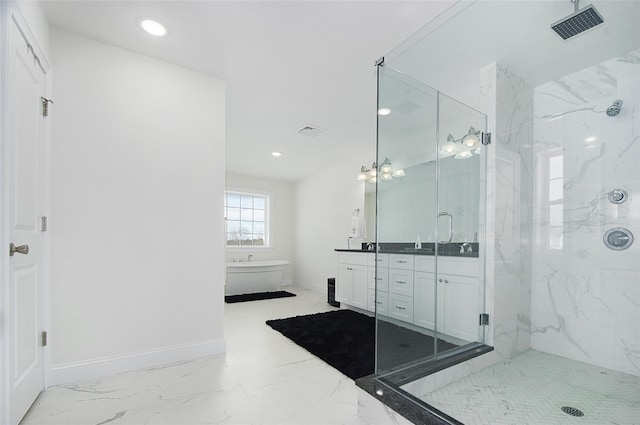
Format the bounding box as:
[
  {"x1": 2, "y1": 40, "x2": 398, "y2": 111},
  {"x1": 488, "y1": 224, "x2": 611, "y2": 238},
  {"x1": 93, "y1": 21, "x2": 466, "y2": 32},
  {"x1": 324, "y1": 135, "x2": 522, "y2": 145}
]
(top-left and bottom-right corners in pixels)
[{"x1": 335, "y1": 242, "x2": 479, "y2": 258}]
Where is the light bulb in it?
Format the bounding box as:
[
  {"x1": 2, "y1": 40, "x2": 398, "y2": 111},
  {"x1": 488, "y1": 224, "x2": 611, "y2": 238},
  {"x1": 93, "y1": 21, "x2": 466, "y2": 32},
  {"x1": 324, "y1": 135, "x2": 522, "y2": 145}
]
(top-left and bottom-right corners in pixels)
[
  {"x1": 377, "y1": 108, "x2": 391, "y2": 116},
  {"x1": 380, "y1": 159, "x2": 392, "y2": 173},
  {"x1": 392, "y1": 169, "x2": 405, "y2": 177},
  {"x1": 380, "y1": 173, "x2": 392, "y2": 181},
  {"x1": 463, "y1": 127, "x2": 479, "y2": 148},
  {"x1": 271, "y1": 151, "x2": 282, "y2": 157}
]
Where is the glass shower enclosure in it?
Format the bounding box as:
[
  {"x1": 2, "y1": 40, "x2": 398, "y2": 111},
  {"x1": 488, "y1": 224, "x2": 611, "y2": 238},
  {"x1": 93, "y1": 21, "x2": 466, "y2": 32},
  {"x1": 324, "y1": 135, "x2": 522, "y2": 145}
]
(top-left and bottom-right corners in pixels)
[
  {"x1": 374, "y1": 64, "x2": 489, "y2": 386},
  {"x1": 368, "y1": 2, "x2": 639, "y2": 423}
]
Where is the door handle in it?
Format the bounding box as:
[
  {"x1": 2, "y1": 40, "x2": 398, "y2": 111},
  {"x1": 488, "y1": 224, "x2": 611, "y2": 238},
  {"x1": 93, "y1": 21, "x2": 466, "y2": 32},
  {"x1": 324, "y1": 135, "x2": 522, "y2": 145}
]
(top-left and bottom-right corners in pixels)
[{"x1": 9, "y1": 243, "x2": 29, "y2": 256}]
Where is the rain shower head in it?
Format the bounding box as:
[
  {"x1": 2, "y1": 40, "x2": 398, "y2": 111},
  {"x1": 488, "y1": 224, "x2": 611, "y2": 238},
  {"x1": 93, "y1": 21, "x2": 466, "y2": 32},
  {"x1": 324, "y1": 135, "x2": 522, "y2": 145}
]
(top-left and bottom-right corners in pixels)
[{"x1": 551, "y1": 1, "x2": 604, "y2": 40}]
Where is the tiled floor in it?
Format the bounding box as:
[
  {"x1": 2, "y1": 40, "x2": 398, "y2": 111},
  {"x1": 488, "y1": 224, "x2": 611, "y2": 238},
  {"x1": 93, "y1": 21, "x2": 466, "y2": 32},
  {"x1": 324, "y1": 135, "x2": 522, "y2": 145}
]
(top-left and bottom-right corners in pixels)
[
  {"x1": 22, "y1": 287, "x2": 640, "y2": 425},
  {"x1": 21, "y1": 287, "x2": 378, "y2": 425},
  {"x1": 418, "y1": 349, "x2": 640, "y2": 425}
]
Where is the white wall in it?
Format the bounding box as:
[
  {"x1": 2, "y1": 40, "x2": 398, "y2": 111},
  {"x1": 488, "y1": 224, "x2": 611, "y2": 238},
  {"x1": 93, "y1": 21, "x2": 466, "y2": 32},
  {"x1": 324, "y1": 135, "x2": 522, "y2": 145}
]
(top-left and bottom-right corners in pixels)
[
  {"x1": 225, "y1": 173, "x2": 294, "y2": 285},
  {"x1": 49, "y1": 28, "x2": 226, "y2": 383},
  {"x1": 293, "y1": 158, "x2": 366, "y2": 292}
]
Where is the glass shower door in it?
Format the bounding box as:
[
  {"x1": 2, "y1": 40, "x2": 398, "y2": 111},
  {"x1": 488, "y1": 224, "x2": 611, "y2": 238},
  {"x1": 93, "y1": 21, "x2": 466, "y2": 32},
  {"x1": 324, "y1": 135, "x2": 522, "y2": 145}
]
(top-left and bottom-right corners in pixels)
[
  {"x1": 375, "y1": 65, "x2": 439, "y2": 375},
  {"x1": 375, "y1": 64, "x2": 488, "y2": 381}
]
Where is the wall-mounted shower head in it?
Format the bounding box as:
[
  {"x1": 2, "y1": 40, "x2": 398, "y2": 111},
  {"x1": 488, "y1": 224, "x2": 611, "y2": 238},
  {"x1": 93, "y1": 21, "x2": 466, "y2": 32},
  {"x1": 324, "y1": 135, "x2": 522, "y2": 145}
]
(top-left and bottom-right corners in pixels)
[
  {"x1": 606, "y1": 100, "x2": 623, "y2": 117},
  {"x1": 551, "y1": 0, "x2": 604, "y2": 40}
]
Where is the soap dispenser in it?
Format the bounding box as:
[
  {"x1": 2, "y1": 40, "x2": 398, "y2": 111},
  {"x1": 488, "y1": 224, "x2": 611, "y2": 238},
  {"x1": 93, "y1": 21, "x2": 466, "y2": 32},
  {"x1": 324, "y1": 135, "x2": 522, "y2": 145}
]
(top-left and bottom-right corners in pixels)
[{"x1": 415, "y1": 237, "x2": 422, "y2": 249}]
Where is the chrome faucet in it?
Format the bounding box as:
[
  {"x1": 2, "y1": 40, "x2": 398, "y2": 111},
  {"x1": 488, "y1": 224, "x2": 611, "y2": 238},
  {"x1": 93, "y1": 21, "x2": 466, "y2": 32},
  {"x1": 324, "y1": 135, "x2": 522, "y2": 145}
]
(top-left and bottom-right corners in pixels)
[{"x1": 248, "y1": 253, "x2": 253, "y2": 262}]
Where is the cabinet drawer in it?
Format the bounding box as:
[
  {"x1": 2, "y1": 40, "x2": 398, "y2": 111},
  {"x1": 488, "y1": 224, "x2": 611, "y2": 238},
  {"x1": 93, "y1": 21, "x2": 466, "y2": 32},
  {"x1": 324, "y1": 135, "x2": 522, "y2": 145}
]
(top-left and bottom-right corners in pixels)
[
  {"x1": 368, "y1": 289, "x2": 389, "y2": 316},
  {"x1": 389, "y1": 254, "x2": 414, "y2": 270},
  {"x1": 389, "y1": 269, "x2": 414, "y2": 296},
  {"x1": 337, "y1": 252, "x2": 368, "y2": 266},
  {"x1": 368, "y1": 266, "x2": 389, "y2": 291},
  {"x1": 414, "y1": 255, "x2": 436, "y2": 273},
  {"x1": 389, "y1": 293, "x2": 414, "y2": 323},
  {"x1": 368, "y1": 253, "x2": 389, "y2": 267},
  {"x1": 437, "y1": 257, "x2": 479, "y2": 277}
]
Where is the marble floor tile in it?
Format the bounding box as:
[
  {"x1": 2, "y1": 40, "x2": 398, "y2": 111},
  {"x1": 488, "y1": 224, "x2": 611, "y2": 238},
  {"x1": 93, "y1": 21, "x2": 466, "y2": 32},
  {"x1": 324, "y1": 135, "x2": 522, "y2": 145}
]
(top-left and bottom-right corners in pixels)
[
  {"x1": 24, "y1": 287, "x2": 637, "y2": 425},
  {"x1": 20, "y1": 287, "x2": 376, "y2": 425},
  {"x1": 417, "y1": 349, "x2": 640, "y2": 425}
]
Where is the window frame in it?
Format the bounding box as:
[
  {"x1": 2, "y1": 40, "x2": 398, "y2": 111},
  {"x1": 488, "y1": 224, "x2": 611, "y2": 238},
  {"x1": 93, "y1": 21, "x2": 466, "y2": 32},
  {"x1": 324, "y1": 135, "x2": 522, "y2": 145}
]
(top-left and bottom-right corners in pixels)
[{"x1": 224, "y1": 189, "x2": 272, "y2": 250}]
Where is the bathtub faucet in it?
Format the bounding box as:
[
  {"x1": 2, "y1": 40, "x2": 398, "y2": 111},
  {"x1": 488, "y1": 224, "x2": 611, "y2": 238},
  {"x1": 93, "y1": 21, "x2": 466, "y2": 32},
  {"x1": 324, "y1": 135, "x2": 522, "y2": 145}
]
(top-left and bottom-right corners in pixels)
[{"x1": 248, "y1": 253, "x2": 253, "y2": 262}]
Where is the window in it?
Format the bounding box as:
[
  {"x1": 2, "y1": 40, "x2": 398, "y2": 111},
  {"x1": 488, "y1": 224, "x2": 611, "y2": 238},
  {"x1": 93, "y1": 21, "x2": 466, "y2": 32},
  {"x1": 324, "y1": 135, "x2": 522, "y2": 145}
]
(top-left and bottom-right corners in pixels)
[{"x1": 225, "y1": 191, "x2": 269, "y2": 247}]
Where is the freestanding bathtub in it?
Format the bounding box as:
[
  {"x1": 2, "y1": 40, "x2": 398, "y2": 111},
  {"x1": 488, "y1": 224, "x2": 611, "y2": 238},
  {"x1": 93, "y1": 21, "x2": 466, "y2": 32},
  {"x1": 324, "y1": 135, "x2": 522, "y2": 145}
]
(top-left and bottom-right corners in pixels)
[{"x1": 225, "y1": 260, "x2": 289, "y2": 296}]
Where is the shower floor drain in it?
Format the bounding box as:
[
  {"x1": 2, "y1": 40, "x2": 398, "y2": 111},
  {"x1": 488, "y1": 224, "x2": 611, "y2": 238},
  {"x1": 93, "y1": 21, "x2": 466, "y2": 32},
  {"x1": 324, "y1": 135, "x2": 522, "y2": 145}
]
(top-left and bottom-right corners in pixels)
[{"x1": 561, "y1": 406, "x2": 585, "y2": 417}]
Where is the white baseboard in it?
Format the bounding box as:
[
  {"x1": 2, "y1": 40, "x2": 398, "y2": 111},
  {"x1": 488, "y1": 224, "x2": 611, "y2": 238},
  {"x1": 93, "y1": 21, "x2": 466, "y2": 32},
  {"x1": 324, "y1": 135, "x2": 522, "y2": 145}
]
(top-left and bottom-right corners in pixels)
[
  {"x1": 292, "y1": 280, "x2": 323, "y2": 293},
  {"x1": 49, "y1": 338, "x2": 226, "y2": 386}
]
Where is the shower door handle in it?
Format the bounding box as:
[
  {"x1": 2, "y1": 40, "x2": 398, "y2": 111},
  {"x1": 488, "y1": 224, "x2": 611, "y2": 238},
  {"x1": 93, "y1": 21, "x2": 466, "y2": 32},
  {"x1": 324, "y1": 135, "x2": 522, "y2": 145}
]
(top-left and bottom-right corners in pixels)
[{"x1": 438, "y1": 212, "x2": 453, "y2": 244}]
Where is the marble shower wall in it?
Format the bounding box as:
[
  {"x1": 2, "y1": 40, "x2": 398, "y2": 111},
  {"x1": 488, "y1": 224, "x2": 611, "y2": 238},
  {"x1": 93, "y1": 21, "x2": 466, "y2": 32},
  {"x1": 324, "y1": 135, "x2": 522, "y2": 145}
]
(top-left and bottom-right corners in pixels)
[
  {"x1": 479, "y1": 63, "x2": 535, "y2": 358},
  {"x1": 531, "y1": 49, "x2": 640, "y2": 377}
]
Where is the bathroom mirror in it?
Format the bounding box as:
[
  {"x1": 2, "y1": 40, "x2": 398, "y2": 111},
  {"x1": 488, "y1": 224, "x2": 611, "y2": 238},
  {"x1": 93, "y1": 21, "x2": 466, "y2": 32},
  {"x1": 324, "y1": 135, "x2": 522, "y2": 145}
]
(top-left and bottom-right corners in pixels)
[{"x1": 375, "y1": 155, "x2": 480, "y2": 243}]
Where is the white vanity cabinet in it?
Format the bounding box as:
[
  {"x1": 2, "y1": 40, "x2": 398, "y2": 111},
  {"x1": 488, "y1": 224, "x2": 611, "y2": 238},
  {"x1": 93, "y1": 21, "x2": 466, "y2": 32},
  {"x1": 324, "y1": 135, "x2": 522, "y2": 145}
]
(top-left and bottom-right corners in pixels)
[
  {"x1": 337, "y1": 251, "x2": 480, "y2": 340},
  {"x1": 413, "y1": 256, "x2": 480, "y2": 342},
  {"x1": 336, "y1": 252, "x2": 368, "y2": 310}
]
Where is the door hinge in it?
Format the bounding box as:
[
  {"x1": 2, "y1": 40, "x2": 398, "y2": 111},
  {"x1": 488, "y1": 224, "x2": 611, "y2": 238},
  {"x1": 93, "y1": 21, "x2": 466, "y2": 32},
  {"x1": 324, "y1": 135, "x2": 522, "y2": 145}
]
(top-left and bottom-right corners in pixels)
[
  {"x1": 479, "y1": 313, "x2": 489, "y2": 326},
  {"x1": 482, "y1": 132, "x2": 492, "y2": 145},
  {"x1": 41, "y1": 216, "x2": 48, "y2": 232},
  {"x1": 41, "y1": 97, "x2": 54, "y2": 117},
  {"x1": 41, "y1": 331, "x2": 48, "y2": 347}
]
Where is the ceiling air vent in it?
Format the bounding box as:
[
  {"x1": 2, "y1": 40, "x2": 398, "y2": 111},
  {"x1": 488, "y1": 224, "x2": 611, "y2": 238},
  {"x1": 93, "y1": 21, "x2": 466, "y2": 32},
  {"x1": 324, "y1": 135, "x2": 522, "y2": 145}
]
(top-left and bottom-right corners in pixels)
[{"x1": 297, "y1": 125, "x2": 324, "y2": 138}]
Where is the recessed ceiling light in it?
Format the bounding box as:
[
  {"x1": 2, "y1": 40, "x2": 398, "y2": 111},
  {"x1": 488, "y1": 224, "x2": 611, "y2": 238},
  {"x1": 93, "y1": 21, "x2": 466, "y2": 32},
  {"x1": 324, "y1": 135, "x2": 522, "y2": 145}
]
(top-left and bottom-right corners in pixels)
[
  {"x1": 378, "y1": 108, "x2": 391, "y2": 116},
  {"x1": 271, "y1": 152, "x2": 282, "y2": 157},
  {"x1": 140, "y1": 19, "x2": 167, "y2": 37}
]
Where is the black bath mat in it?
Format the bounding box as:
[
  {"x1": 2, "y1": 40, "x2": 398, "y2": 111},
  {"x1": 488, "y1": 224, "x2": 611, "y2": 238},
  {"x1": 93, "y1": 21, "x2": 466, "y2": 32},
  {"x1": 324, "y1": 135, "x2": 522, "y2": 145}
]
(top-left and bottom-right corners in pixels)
[
  {"x1": 265, "y1": 309, "x2": 458, "y2": 380},
  {"x1": 225, "y1": 290, "x2": 296, "y2": 303}
]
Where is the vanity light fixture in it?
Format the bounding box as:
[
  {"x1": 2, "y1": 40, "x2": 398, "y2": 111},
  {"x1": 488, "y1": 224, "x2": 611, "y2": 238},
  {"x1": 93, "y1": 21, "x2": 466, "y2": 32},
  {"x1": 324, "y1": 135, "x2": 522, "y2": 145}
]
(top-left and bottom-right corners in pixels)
[
  {"x1": 140, "y1": 18, "x2": 168, "y2": 37},
  {"x1": 357, "y1": 158, "x2": 404, "y2": 183},
  {"x1": 441, "y1": 127, "x2": 483, "y2": 159}
]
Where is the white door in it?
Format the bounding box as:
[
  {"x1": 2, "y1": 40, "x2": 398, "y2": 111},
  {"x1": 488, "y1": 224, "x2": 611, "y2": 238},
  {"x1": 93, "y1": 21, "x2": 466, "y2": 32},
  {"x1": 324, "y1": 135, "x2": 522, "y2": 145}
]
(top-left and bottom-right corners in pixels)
[{"x1": 7, "y1": 16, "x2": 47, "y2": 425}]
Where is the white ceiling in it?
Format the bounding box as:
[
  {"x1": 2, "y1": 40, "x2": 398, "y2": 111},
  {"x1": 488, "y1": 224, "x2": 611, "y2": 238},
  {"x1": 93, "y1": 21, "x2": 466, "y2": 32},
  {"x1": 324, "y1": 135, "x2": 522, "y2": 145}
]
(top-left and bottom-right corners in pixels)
[{"x1": 40, "y1": 0, "x2": 456, "y2": 182}]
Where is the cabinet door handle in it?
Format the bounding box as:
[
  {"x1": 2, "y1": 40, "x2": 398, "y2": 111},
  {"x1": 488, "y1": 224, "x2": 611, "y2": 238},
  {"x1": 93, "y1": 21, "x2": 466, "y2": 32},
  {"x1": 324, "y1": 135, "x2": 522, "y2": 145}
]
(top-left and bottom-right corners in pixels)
[
  {"x1": 347, "y1": 267, "x2": 352, "y2": 271},
  {"x1": 438, "y1": 278, "x2": 443, "y2": 283},
  {"x1": 395, "y1": 305, "x2": 406, "y2": 310},
  {"x1": 397, "y1": 260, "x2": 407, "y2": 264},
  {"x1": 396, "y1": 280, "x2": 406, "y2": 284},
  {"x1": 445, "y1": 279, "x2": 449, "y2": 283}
]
